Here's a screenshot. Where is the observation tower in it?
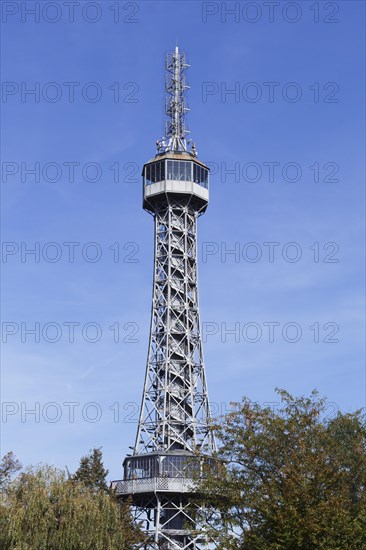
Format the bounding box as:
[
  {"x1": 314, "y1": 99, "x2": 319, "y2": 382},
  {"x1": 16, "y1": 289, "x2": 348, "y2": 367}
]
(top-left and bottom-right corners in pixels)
[{"x1": 112, "y1": 46, "x2": 215, "y2": 549}]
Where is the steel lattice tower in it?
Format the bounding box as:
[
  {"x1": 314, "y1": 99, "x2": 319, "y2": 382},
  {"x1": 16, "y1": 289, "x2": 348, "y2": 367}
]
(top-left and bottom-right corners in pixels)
[{"x1": 112, "y1": 46, "x2": 216, "y2": 549}]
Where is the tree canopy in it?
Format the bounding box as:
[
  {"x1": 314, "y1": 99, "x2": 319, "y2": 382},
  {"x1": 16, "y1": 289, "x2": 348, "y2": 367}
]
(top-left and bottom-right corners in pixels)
[
  {"x1": 0, "y1": 451, "x2": 142, "y2": 550},
  {"x1": 72, "y1": 447, "x2": 109, "y2": 494},
  {"x1": 0, "y1": 451, "x2": 22, "y2": 488},
  {"x1": 199, "y1": 389, "x2": 366, "y2": 550}
]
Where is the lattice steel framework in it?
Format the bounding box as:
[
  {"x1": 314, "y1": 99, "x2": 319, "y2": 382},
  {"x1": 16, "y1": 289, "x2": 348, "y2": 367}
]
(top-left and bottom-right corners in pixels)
[
  {"x1": 135, "y1": 198, "x2": 214, "y2": 456},
  {"x1": 112, "y1": 46, "x2": 215, "y2": 549}
]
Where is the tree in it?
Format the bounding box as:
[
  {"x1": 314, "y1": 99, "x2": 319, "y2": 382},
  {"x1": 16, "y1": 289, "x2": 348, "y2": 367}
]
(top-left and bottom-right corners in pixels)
[
  {"x1": 0, "y1": 451, "x2": 21, "y2": 488},
  {"x1": 0, "y1": 465, "x2": 143, "y2": 550},
  {"x1": 198, "y1": 389, "x2": 366, "y2": 550},
  {"x1": 72, "y1": 447, "x2": 109, "y2": 494}
]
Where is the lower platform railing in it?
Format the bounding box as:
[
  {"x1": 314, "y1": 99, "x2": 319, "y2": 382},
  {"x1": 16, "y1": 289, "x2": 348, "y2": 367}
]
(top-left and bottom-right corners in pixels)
[{"x1": 111, "y1": 476, "x2": 196, "y2": 495}]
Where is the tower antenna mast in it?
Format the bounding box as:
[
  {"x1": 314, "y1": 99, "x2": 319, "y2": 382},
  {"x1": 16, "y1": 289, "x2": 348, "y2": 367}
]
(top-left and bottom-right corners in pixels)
[{"x1": 157, "y1": 45, "x2": 197, "y2": 156}]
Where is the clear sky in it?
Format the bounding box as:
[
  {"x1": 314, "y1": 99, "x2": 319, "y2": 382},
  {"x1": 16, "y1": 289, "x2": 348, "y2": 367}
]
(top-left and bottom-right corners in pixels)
[{"x1": 1, "y1": 0, "x2": 365, "y2": 480}]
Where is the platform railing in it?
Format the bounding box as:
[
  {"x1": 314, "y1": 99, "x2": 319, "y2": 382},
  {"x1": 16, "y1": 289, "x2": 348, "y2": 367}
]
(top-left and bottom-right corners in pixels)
[{"x1": 111, "y1": 476, "x2": 196, "y2": 495}]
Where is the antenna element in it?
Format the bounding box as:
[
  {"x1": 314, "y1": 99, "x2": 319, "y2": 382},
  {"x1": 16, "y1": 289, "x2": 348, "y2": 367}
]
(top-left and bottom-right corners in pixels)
[{"x1": 156, "y1": 46, "x2": 197, "y2": 156}]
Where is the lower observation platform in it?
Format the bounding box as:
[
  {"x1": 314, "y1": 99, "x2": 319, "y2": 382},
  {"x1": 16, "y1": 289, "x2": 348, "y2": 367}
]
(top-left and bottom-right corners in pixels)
[{"x1": 111, "y1": 476, "x2": 195, "y2": 496}]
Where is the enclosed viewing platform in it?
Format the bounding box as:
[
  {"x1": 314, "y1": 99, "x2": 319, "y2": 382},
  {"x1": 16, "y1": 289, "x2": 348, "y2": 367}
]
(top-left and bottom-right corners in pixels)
[
  {"x1": 112, "y1": 451, "x2": 215, "y2": 497},
  {"x1": 142, "y1": 152, "x2": 209, "y2": 212}
]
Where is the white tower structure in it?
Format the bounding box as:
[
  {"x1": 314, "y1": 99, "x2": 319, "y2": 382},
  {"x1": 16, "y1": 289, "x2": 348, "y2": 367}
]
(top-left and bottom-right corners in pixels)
[{"x1": 112, "y1": 46, "x2": 215, "y2": 549}]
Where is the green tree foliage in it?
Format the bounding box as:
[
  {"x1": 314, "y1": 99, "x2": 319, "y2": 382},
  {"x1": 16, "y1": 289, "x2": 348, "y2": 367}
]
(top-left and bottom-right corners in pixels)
[
  {"x1": 0, "y1": 451, "x2": 22, "y2": 488},
  {"x1": 72, "y1": 447, "x2": 109, "y2": 494},
  {"x1": 199, "y1": 389, "x2": 366, "y2": 550},
  {"x1": 0, "y1": 464, "x2": 143, "y2": 550}
]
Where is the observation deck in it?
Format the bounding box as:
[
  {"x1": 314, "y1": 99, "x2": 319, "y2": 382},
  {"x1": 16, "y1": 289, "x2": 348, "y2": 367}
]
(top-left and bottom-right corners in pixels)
[
  {"x1": 113, "y1": 451, "x2": 215, "y2": 498},
  {"x1": 142, "y1": 152, "x2": 209, "y2": 213}
]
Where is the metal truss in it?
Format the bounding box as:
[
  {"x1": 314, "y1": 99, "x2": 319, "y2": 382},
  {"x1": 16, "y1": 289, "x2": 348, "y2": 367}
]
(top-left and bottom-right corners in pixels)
[
  {"x1": 132, "y1": 492, "x2": 216, "y2": 550},
  {"x1": 134, "y1": 197, "x2": 215, "y2": 456}
]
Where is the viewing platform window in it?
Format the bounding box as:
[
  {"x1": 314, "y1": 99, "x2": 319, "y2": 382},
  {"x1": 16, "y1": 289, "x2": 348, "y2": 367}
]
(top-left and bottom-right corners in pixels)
[
  {"x1": 167, "y1": 160, "x2": 192, "y2": 182},
  {"x1": 145, "y1": 161, "x2": 165, "y2": 185},
  {"x1": 144, "y1": 160, "x2": 209, "y2": 189},
  {"x1": 124, "y1": 455, "x2": 202, "y2": 480},
  {"x1": 125, "y1": 456, "x2": 158, "y2": 480},
  {"x1": 193, "y1": 163, "x2": 208, "y2": 188}
]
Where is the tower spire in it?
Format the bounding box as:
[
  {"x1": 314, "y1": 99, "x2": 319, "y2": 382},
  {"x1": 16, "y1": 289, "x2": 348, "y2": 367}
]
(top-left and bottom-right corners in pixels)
[{"x1": 156, "y1": 46, "x2": 197, "y2": 157}]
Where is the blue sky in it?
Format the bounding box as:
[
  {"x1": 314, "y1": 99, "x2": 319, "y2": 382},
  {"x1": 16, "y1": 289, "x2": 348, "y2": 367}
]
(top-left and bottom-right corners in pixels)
[{"x1": 1, "y1": 1, "x2": 365, "y2": 480}]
